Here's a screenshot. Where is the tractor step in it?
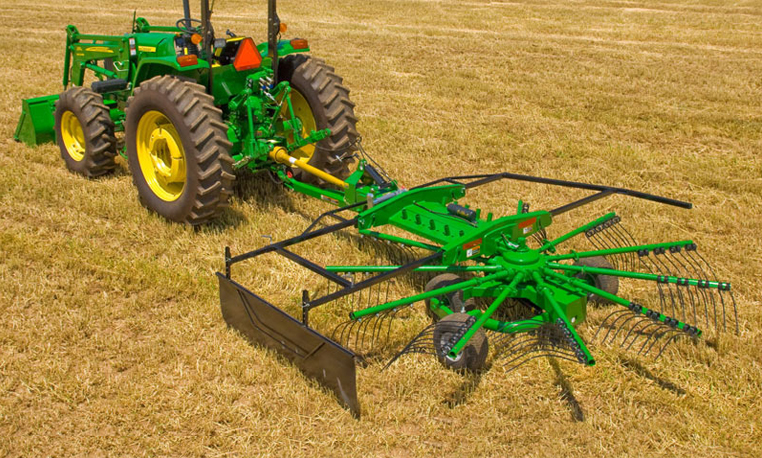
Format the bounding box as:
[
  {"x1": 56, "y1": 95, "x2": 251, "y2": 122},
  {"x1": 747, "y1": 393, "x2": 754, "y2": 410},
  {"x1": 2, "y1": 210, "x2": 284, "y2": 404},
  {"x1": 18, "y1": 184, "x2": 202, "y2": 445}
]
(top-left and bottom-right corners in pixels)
[{"x1": 91, "y1": 78, "x2": 129, "y2": 94}]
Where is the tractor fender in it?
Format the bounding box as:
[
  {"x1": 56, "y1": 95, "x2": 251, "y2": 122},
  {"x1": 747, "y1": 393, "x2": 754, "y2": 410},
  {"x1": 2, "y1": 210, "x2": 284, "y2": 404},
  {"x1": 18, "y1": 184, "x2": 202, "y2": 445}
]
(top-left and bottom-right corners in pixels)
[{"x1": 257, "y1": 39, "x2": 310, "y2": 59}]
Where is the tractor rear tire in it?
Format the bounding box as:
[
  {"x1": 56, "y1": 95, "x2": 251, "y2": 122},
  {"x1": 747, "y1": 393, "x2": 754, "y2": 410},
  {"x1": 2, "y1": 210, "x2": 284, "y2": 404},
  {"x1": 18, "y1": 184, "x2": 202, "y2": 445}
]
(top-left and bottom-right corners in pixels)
[
  {"x1": 573, "y1": 256, "x2": 619, "y2": 304},
  {"x1": 125, "y1": 76, "x2": 234, "y2": 225},
  {"x1": 424, "y1": 274, "x2": 476, "y2": 322},
  {"x1": 278, "y1": 54, "x2": 358, "y2": 185},
  {"x1": 54, "y1": 87, "x2": 117, "y2": 177},
  {"x1": 433, "y1": 313, "x2": 489, "y2": 372}
]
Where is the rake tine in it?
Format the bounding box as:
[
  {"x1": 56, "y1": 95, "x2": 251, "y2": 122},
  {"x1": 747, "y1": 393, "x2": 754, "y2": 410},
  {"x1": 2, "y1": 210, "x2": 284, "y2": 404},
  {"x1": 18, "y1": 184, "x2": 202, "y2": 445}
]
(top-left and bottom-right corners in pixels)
[
  {"x1": 654, "y1": 330, "x2": 682, "y2": 360},
  {"x1": 635, "y1": 322, "x2": 670, "y2": 355},
  {"x1": 599, "y1": 310, "x2": 638, "y2": 344},
  {"x1": 355, "y1": 313, "x2": 376, "y2": 351},
  {"x1": 609, "y1": 312, "x2": 644, "y2": 345},
  {"x1": 663, "y1": 250, "x2": 700, "y2": 326},
  {"x1": 595, "y1": 309, "x2": 632, "y2": 342},
  {"x1": 620, "y1": 317, "x2": 653, "y2": 348},
  {"x1": 641, "y1": 326, "x2": 673, "y2": 357},
  {"x1": 690, "y1": 247, "x2": 734, "y2": 333},
  {"x1": 652, "y1": 254, "x2": 684, "y2": 320},
  {"x1": 504, "y1": 353, "x2": 580, "y2": 373},
  {"x1": 383, "y1": 323, "x2": 437, "y2": 370},
  {"x1": 676, "y1": 250, "x2": 707, "y2": 326},
  {"x1": 610, "y1": 224, "x2": 638, "y2": 271},
  {"x1": 367, "y1": 309, "x2": 389, "y2": 350},
  {"x1": 340, "y1": 317, "x2": 361, "y2": 348},
  {"x1": 332, "y1": 319, "x2": 354, "y2": 348},
  {"x1": 599, "y1": 230, "x2": 627, "y2": 270},
  {"x1": 624, "y1": 320, "x2": 662, "y2": 352}
]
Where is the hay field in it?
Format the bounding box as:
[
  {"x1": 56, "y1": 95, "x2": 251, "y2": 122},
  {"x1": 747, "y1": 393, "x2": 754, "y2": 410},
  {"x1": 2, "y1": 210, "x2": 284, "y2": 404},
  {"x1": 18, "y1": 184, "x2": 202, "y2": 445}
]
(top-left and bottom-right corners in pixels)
[{"x1": 1, "y1": 0, "x2": 761, "y2": 455}]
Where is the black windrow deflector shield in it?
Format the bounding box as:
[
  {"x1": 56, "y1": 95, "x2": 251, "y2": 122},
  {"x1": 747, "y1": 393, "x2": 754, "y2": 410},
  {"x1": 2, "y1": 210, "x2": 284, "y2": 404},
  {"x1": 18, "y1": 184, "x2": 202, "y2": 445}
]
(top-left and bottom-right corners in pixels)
[{"x1": 217, "y1": 274, "x2": 360, "y2": 418}]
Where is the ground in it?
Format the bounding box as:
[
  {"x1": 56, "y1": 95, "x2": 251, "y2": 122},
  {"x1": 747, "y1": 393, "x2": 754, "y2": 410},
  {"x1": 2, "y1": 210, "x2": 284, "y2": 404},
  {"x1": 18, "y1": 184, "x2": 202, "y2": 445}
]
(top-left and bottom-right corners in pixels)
[{"x1": 1, "y1": 0, "x2": 761, "y2": 456}]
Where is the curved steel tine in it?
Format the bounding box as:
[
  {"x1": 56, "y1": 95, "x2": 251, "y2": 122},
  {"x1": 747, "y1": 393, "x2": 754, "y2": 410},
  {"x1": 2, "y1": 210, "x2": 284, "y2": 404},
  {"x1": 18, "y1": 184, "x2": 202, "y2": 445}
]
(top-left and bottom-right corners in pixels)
[
  {"x1": 383, "y1": 323, "x2": 437, "y2": 370},
  {"x1": 651, "y1": 254, "x2": 684, "y2": 320},
  {"x1": 610, "y1": 312, "x2": 644, "y2": 345},
  {"x1": 340, "y1": 318, "x2": 361, "y2": 348},
  {"x1": 500, "y1": 339, "x2": 544, "y2": 366},
  {"x1": 636, "y1": 322, "x2": 669, "y2": 355},
  {"x1": 331, "y1": 319, "x2": 351, "y2": 343},
  {"x1": 654, "y1": 330, "x2": 681, "y2": 360},
  {"x1": 595, "y1": 309, "x2": 632, "y2": 342},
  {"x1": 600, "y1": 310, "x2": 639, "y2": 344},
  {"x1": 609, "y1": 224, "x2": 636, "y2": 271},
  {"x1": 687, "y1": 249, "x2": 727, "y2": 332},
  {"x1": 664, "y1": 250, "x2": 700, "y2": 326},
  {"x1": 641, "y1": 325, "x2": 673, "y2": 356},
  {"x1": 495, "y1": 336, "x2": 538, "y2": 360},
  {"x1": 624, "y1": 320, "x2": 662, "y2": 351},
  {"x1": 620, "y1": 317, "x2": 652, "y2": 348},
  {"x1": 678, "y1": 250, "x2": 712, "y2": 331},
  {"x1": 355, "y1": 313, "x2": 377, "y2": 352},
  {"x1": 502, "y1": 344, "x2": 577, "y2": 371},
  {"x1": 366, "y1": 309, "x2": 388, "y2": 350}
]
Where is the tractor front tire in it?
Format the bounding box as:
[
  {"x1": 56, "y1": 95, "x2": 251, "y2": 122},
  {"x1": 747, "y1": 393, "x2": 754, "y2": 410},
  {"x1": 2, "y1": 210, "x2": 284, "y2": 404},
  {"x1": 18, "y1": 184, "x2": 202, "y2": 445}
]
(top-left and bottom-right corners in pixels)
[
  {"x1": 125, "y1": 76, "x2": 234, "y2": 225},
  {"x1": 54, "y1": 87, "x2": 117, "y2": 177},
  {"x1": 573, "y1": 256, "x2": 619, "y2": 304},
  {"x1": 278, "y1": 55, "x2": 358, "y2": 184},
  {"x1": 433, "y1": 313, "x2": 489, "y2": 372}
]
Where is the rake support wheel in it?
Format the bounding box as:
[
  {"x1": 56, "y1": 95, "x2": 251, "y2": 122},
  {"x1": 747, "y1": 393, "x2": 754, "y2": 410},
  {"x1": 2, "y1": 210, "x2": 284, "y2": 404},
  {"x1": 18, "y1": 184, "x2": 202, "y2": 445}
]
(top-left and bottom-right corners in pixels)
[
  {"x1": 433, "y1": 313, "x2": 489, "y2": 372},
  {"x1": 424, "y1": 274, "x2": 476, "y2": 322},
  {"x1": 278, "y1": 54, "x2": 358, "y2": 184},
  {"x1": 573, "y1": 256, "x2": 619, "y2": 304},
  {"x1": 125, "y1": 75, "x2": 234, "y2": 225},
  {"x1": 54, "y1": 87, "x2": 117, "y2": 177}
]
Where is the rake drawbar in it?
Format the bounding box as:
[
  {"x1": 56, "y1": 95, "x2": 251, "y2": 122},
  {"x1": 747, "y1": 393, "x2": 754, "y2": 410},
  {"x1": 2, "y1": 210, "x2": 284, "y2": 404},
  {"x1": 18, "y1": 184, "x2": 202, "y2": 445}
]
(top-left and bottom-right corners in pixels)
[{"x1": 219, "y1": 164, "x2": 736, "y2": 416}]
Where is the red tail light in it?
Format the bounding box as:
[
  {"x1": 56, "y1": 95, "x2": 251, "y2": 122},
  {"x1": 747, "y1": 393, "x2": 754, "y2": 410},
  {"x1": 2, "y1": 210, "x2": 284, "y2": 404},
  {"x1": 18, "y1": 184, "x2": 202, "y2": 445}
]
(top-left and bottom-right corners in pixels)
[
  {"x1": 233, "y1": 38, "x2": 262, "y2": 72},
  {"x1": 290, "y1": 38, "x2": 308, "y2": 50},
  {"x1": 177, "y1": 54, "x2": 198, "y2": 67}
]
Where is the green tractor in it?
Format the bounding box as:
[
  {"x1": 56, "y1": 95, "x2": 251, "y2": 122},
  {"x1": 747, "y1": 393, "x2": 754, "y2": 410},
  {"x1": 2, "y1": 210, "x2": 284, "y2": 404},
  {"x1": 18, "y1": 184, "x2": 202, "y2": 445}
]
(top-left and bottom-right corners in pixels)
[{"x1": 14, "y1": 0, "x2": 358, "y2": 225}]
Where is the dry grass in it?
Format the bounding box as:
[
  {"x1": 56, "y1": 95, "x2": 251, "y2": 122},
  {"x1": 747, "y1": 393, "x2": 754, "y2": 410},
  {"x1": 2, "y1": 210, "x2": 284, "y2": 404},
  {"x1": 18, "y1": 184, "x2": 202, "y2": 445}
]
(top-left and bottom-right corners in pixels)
[{"x1": 1, "y1": 0, "x2": 761, "y2": 456}]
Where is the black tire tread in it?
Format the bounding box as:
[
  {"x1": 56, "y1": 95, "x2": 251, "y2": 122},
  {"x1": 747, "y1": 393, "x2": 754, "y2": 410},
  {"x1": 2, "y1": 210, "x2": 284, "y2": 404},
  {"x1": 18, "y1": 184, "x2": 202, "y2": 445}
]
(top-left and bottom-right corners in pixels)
[
  {"x1": 279, "y1": 55, "x2": 358, "y2": 181},
  {"x1": 54, "y1": 86, "x2": 117, "y2": 177},
  {"x1": 424, "y1": 273, "x2": 476, "y2": 322},
  {"x1": 126, "y1": 75, "x2": 234, "y2": 225},
  {"x1": 434, "y1": 313, "x2": 489, "y2": 372},
  {"x1": 573, "y1": 256, "x2": 620, "y2": 304}
]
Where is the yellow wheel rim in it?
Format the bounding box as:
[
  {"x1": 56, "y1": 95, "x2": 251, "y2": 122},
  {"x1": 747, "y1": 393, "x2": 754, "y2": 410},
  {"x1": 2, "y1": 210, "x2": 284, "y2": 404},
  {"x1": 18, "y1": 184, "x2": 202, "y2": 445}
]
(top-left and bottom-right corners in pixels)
[
  {"x1": 60, "y1": 111, "x2": 86, "y2": 162},
  {"x1": 135, "y1": 111, "x2": 186, "y2": 202},
  {"x1": 281, "y1": 89, "x2": 317, "y2": 162}
]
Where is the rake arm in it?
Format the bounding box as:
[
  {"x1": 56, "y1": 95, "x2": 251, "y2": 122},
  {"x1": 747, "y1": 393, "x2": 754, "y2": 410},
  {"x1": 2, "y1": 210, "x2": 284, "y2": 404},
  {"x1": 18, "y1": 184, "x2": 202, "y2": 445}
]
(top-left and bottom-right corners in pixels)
[{"x1": 542, "y1": 268, "x2": 702, "y2": 337}]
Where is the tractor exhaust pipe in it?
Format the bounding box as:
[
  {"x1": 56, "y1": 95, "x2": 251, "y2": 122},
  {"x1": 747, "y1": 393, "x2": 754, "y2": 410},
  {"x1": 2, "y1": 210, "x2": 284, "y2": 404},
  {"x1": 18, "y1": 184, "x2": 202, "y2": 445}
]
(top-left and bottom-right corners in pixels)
[
  {"x1": 200, "y1": 0, "x2": 214, "y2": 94},
  {"x1": 182, "y1": 0, "x2": 192, "y2": 29},
  {"x1": 268, "y1": 0, "x2": 279, "y2": 81}
]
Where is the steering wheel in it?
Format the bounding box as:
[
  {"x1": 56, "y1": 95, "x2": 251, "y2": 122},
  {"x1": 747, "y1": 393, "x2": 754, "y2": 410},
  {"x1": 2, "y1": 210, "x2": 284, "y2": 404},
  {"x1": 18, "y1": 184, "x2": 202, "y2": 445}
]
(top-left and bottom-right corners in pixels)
[{"x1": 176, "y1": 17, "x2": 203, "y2": 34}]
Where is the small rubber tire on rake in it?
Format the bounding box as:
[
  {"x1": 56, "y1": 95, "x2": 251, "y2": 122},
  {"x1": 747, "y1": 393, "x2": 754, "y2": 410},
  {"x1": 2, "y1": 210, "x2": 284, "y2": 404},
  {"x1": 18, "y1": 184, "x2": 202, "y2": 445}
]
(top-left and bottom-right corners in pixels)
[
  {"x1": 54, "y1": 87, "x2": 117, "y2": 177},
  {"x1": 573, "y1": 256, "x2": 619, "y2": 304},
  {"x1": 124, "y1": 75, "x2": 235, "y2": 225},
  {"x1": 424, "y1": 274, "x2": 477, "y2": 322},
  {"x1": 433, "y1": 313, "x2": 488, "y2": 371},
  {"x1": 278, "y1": 55, "x2": 358, "y2": 184}
]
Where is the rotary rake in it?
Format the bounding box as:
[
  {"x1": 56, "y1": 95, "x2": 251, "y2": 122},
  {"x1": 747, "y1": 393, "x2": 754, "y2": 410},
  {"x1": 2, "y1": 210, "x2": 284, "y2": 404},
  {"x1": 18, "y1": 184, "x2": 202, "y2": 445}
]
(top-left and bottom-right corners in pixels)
[{"x1": 219, "y1": 165, "x2": 738, "y2": 417}]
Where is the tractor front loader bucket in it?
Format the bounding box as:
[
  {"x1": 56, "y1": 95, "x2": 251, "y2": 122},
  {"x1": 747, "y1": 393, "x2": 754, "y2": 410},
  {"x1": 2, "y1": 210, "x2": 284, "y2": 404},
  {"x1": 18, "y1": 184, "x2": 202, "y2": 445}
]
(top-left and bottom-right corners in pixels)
[
  {"x1": 218, "y1": 274, "x2": 360, "y2": 418},
  {"x1": 14, "y1": 95, "x2": 59, "y2": 147}
]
